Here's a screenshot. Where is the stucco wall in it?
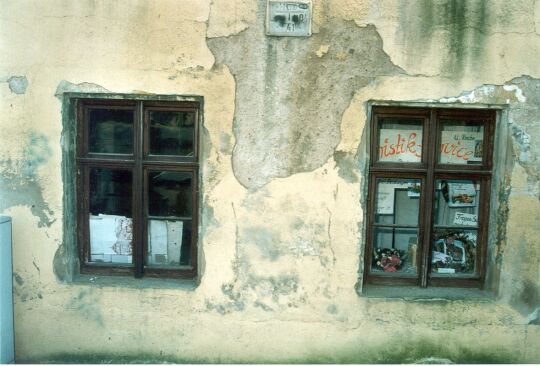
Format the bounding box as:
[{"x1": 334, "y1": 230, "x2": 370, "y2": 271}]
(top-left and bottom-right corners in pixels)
[{"x1": 1, "y1": 0, "x2": 539, "y2": 363}]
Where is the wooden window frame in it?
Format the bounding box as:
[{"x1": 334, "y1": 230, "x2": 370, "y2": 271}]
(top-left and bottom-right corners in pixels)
[
  {"x1": 364, "y1": 107, "x2": 496, "y2": 288},
  {"x1": 76, "y1": 98, "x2": 200, "y2": 279}
]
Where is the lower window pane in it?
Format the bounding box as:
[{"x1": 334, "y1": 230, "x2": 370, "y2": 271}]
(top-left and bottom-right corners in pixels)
[
  {"x1": 88, "y1": 168, "x2": 133, "y2": 264},
  {"x1": 372, "y1": 227, "x2": 418, "y2": 275},
  {"x1": 147, "y1": 219, "x2": 192, "y2": 267},
  {"x1": 432, "y1": 229, "x2": 478, "y2": 276},
  {"x1": 148, "y1": 171, "x2": 193, "y2": 217}
]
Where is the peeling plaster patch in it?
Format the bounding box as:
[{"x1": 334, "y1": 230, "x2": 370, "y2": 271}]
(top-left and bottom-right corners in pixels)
[
  {"x1": 288, "y1": 218, "x2": 326, "y2": 258},
  {"x1": 436, "y1": 83, "x2": 527, "y2": 105},
  {"x1": 527, "y1": 308, "x2": 540, "y2": 325},
  {"x1": 7, "y1": 76, "x2": 28, "y2": 94},
  {"x1": 54, "y1": 80, "x2": 110, "y2": 98},
  {"x1": 208, "y1": 17, "x2": 403, "y2": 189},
  {"x1": 503, "y1": 84, "x2": 526, "y2": 103},
  {"x1": 315, "y1": 44, "x2": 330, "y2": 57},
  {"x1": 0, "y1": 132, "x2": 55, "y2": 227}
]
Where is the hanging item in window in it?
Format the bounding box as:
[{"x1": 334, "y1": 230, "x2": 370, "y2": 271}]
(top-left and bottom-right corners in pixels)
[{"x1": 441, "y1": 180, "x2": 477, "y2": 207}]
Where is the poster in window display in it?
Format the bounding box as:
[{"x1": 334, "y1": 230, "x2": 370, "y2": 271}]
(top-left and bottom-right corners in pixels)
[
  {"x1": 440, "y1": 131, "x2": 483, "y2": 164},
  {"x1": 376, "y1": 180, "x2": 410, "y2": 214},
  {"x1": 446, "y1": 181, "x2": 477, "y2": 208},
  {"x1": 378, "y1": 129, "x2": 422, "y2": 163}
]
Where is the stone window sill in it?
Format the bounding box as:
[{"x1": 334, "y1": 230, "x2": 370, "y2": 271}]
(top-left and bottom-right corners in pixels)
[
  {"x1": 360, "y1": 285, "x2": 496, "y2": 302},
  {"x1": 71, "y1": 273, "x2": 199, "y2": 290}
]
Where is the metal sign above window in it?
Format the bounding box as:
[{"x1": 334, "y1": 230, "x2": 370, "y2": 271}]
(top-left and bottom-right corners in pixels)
[{"x1": 266, "y1": 0, "x2": 312, "y2": 37}]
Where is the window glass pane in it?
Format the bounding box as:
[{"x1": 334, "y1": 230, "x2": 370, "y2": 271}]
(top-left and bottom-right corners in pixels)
[
  {"x1": 432, "y1": 229, "x2": 478, "y2": 276},
  {"x1": 149, "y1": 111, "x2": 195, "y2": 156},
  {"x1": 377, "y1": 118, "x2": 423, "y2": 163},
  {"x1": 372, "y1": 178, "x2": 421, "y2": 276},
  {"x1": 439, "y1": 120, "x2": 484, "y2": 165},
  {"x1": 147, "y1": 219, "x2": 192, "y2": 267},
  {"x1": 88, "y1": 168, "x2": 133, "y2": 264},
  {"x1": 375, "y1": 178, "x2": 421, "y2": 224},
  {"x1": 434, "y1": 180, "x2": 480, "y2": 228},
  {"x1": 89, "y1": 109, "x2": 134, "y2": 154},
  {"x1": 372, "y1": 228, "x2": 418, "y2": 275},
  {"x1": 148, "y1": 171, "x2": 193, "y2": 217}
]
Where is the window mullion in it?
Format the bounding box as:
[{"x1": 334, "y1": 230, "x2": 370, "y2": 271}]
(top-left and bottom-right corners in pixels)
[
  {"x1": 419, "y1": 109, "x2": 439, "y2": 287},
  {"x1": 133, "y1": 102, "x2": 144, "y2": 278}
]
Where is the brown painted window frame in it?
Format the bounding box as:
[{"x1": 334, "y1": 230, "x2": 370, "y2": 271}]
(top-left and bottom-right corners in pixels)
[
  {"x1": 363, "y1": 106, "x2": 496, "y2": 288},
  {"x1": 76, "y1": 98, "x2": 200, "y2": 279}
]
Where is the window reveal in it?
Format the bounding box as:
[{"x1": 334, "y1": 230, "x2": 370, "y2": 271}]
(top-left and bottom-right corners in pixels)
[
  {"x1": 77, "y1": 99, "x2": 199, "y2": 279},
  {"x1": 364, "y1": 107, "x2": 495, "y2": 288}
]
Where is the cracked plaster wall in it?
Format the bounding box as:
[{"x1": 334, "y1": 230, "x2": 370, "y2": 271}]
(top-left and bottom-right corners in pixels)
[{"x1": 1, "y1": 0, "x2": 540, "y2": 363}]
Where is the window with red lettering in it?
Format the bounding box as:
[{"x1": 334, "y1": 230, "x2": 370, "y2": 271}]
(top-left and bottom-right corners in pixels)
[{"x1": 364, "y1": 107, "x2": 495, "y2": 288}]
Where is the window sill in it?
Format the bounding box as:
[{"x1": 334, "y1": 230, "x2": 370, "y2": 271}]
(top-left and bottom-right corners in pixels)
[
  {"x1": 71, "y1": 273, "x2": 199, "y2": 290},
  {"x1": 359, "y1": 285, "x2": 495, "y2": 302}
]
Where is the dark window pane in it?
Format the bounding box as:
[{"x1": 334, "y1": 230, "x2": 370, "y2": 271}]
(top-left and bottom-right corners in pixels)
[
  {"x1": 89, "y1": 109, "x2": 134, "y2": 154},
  {"x1": 88, "y1": 168, "x2": 133, "y2": 264},
  {"x1": 377, "y1": 118, "x2": 423, "y2": 163},
  {"x1": 89, "y1": 168, "x2": 132, "y2": 216},
  {"x1": 149, "y1": 111, "x2": 195, "y2": 156},
  {"x1": 439, "y1": 120, "x2": 484, "y2": 165},
  {"x1": 147, "y1": 219, "x2": 192, "y2": 268},
  {"x1": 148, "y1": 171, "x2": 193, "y2": 217}
]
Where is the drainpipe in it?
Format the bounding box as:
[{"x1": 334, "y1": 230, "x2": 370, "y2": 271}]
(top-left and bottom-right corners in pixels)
[{"x1": 0, "y1": 216, "x2": 14, "y2": 364}]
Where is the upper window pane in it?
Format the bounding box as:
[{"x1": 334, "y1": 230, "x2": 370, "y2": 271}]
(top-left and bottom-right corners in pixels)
[
  {"x1": 439, "y1": 120, "x2": 484, "y2": 165},
  {"x1": 89, "y1": 108, "x2": 134, "y2": 154},
  {"x1": 377, "y1": 118, "x2": 423, "y2": 163},
  {"x1": 149, "y1": 111, "x2": 195, "y2": 157}
]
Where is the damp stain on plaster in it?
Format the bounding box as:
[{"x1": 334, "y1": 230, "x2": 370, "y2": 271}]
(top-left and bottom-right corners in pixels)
[
  {"x1": 241, "y1": 225, "x2": 282, "y2": 261},
  {"x1": 0, "y1": 132, "x2": 55, "y2": 227},
  {"x1": 7, "y1": 76, "x2": 29, "y2": 94},
  {"x1": 16, "y1": 338, "x2": 519, "y2": 364},
  {"x1": 208, "y1": 17, "x2": 403, "y2": 189},
  {"x1": 399, "y1": 0, "x2": 489, "y2": 77},
  {"x1": 65, "y1": 288, "x2": 104, "y2": 327}
]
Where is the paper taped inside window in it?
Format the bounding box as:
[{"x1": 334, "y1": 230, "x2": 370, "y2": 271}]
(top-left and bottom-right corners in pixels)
[
  {"x1": 148, "y1": 220, "x2": 183, "y2": 266},
  {"x1": 89, "y1": 214, "x2": 132, "y2": 263}
]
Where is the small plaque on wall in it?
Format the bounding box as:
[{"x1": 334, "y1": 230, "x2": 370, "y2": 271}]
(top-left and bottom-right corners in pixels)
[{"x1": 266, "y1": 0, "x2": 312, "y2": 37}]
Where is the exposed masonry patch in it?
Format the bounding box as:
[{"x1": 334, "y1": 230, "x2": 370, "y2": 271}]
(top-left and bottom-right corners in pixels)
[
  {"x1": 0, "y1": 132, "x2": 55, "y2": 227},
  {"x1": 7, "y1": 76, "x2": 28, "y2": 94},
  {"x1": 208, "y1": 15, "x2": 403, "y2": 189}
]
